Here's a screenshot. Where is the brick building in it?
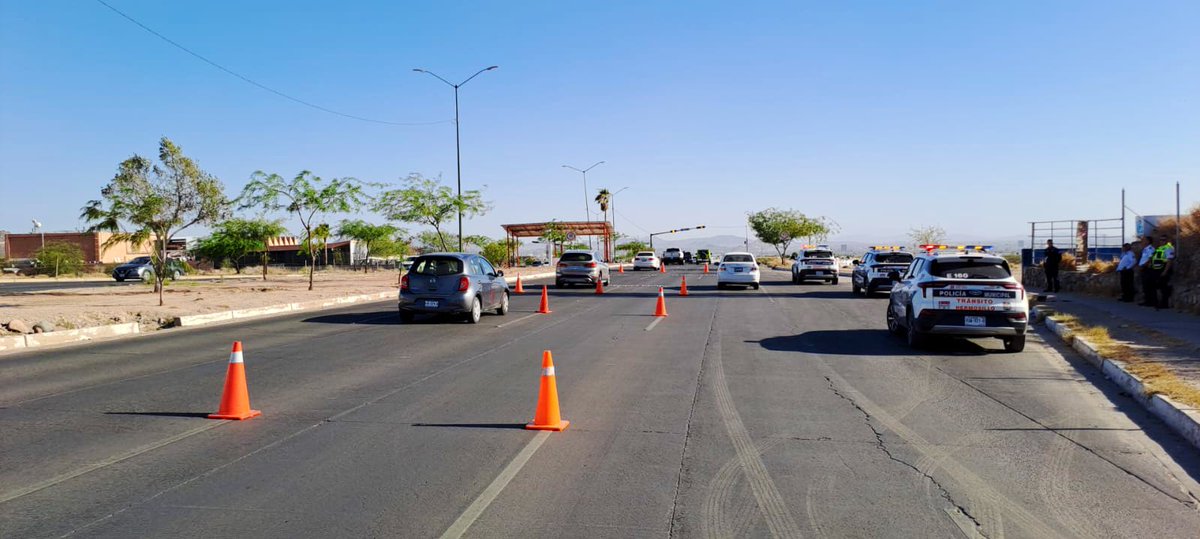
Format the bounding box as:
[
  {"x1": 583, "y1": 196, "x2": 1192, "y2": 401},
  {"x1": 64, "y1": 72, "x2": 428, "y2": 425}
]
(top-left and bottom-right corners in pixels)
[{"x1": 3, "y1": 232, "x2": 154, "y2": 263}]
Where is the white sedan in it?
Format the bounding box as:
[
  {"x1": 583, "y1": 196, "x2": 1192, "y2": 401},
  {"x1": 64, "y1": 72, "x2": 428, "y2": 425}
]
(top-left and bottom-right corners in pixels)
[
  {"x1": 717, "y1": 252, "x2": 760, "y2": 289},
  {"x1": 632, "y1": 251, "x2": 661, "y2": 271}
]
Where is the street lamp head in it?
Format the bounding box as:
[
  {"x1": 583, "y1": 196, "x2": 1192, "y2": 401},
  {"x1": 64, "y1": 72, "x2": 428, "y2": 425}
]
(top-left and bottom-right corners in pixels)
[
  {"x1": 412, "y1": 68, "x2": 425, "y2": 72},
  {"x1": 486, "y1": 65, "x2": 499, "y2": 71},
  {"x1": 32, "y1": 219, "x2": 42, "y2": 229}
]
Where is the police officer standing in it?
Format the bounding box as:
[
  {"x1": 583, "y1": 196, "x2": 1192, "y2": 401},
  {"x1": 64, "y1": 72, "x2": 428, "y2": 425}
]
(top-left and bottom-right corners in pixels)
[
  {"x1": 1043, "y1": 239, "x2": 1061, "y2": 293},
  {"x1": 1116, "y1": 242, "x2": 1136, "y2": 302},
  {"x1": 1154, "y1": 234, "x2": 1176, "y2": 309},
  {"x1": 1138, "y1": 236, "x2": 1157, "y2": 306}
]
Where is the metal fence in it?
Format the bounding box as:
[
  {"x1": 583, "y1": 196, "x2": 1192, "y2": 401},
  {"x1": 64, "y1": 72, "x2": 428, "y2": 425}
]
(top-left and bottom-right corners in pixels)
[{"x1": 1024, "y1": 217, "x2": 1125, "y2": 266}]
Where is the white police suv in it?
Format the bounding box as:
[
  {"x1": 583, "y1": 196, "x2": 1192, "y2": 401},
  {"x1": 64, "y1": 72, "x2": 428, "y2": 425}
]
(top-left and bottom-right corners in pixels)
[
  {"x1": 791, "y1": 246, "x2": 838, "y2": 284},
  {"x1": 885, "y1": 246, "x2": 1029, "y2": 352},
  {"x1": 852, "y1": 247, "x2": 914, "y2": 296}
]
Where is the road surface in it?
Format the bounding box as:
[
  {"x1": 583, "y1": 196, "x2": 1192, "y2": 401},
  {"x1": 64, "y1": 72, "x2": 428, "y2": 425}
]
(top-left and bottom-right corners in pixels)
[{"x1": 2, "y1": 267, "x2": 1198, "y2": 538}]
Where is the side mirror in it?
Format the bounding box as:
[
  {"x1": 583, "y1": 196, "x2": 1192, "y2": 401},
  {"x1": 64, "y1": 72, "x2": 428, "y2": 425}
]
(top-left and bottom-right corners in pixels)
[
  {"x1": 887, "y1": 271, "x2": 901, "y2": 282},
  {"x1": 496, "y1": 270, "x2": 504, "y2": 277},
  {"x1": 852, "y1": 260, "x2": 861, "y2": 265}
]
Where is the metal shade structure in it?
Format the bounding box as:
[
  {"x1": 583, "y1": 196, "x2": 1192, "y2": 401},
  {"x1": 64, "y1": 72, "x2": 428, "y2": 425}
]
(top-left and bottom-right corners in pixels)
[{"x1": 501, "y1": 221, "x2": 613, "y2": 266}]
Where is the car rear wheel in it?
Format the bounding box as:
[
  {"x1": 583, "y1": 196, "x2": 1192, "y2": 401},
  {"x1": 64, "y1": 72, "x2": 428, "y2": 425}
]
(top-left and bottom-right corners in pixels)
[
  {"x1": 886, "y1": 302, "x2": 902, "y2": 335},
  {"x1": 1003, "y1": 335, "x2": 1026, "y2": 353},
  {"x1": 465, "y1": 297, "x2": 482, "y2": 324},
  {"x1": 752, "y1": 283, "x2": 761, "y2": 290},
  {"x1": 115, "y1": 277, "x2": 125, "y2": 282},
  {"x1": 831, "y1": 277, "x2": 839, "y2": 285},
  {"x1": 398, "y1": 310, "x2": 414, "y2": 323},
  {"x1": 496, "y1": 292, "x2": 509, "y2": 315},
  {"x1": 864, "y1": 284, "x2": 875, "y2": 297},
  {"x1": 852, "y1": 277, "x2": 861, "y2": 295}
]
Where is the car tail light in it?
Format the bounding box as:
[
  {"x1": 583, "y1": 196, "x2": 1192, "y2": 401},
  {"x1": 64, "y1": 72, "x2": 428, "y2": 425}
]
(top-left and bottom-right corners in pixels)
[
  {"x1": 557, "y1": 262, "x2": 567, "y2": 268},
  {"x1": 400, "y1": 273, "x2": 410, "y2": 291},
  {"x1": 458, "y1": 276, "x2": 470, "y2": 292},
  {"x1": 1008, "y1": 312, "x2": 1027, "y2": 321},
  {"x1": 585, "y1": 262, "x2": 597, "y2": 268},
  {"x1": 752, "y1": 264, "x2": 759, "y2": 272}
]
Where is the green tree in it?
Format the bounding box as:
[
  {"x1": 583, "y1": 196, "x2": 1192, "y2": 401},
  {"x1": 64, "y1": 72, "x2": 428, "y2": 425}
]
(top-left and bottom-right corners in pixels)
[
  {"x1": 617, "y1": 240, "x2": 648, "y2": 258},
  {"x1": 35, "y1": 242, "x2": 85, "y2": 277},
  {"x1": 192, "y1": 218, "x2": 285, "y2": 276},
  {"x1": 81, "y1": 137, "x2": 229, "y2": 305},
  {"x1": 747, "y1": 208, "x2": 831, "y2": 264},
  {"x1": 239, "y1": 171, "x2": 369, "y2": 290},
  {"x1": 908, "y1": 225, "x2": 947, "y2": 247},
  {"x1": 313, "y1": 223, "x2": 332, "y2": 267},
  {"x1": 374, "y1": 174, "x2": 489, "y2": 252},
  {"x1": 480, "y1": 239, "x2": 508, "y2": 267},
  {"x1": 337, "y1": 220, "x2": 403, "y2": 268},
  {"x1": 595, "y1": 188, "x2": 611, "y2": 225}
]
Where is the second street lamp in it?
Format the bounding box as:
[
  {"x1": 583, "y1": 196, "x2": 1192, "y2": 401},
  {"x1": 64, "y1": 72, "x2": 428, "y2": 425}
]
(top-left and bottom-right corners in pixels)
[
  {"x1": 562, "y1": 161, "x2": 605, "y2": 249},
  {"x1": 413, "y1": 65, "x2": 498, "y2": 252}
]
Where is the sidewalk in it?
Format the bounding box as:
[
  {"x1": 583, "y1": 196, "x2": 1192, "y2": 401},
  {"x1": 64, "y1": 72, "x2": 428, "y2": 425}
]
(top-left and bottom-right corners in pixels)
[{"x1": 1037, "y1": 291, "x2": 1200, "y2": 403}]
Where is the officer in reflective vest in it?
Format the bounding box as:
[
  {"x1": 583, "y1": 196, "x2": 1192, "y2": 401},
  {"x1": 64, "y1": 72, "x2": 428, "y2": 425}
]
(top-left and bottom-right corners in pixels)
[{"x1": 1152, "y1": 235, "x2": 1175, "y2": 309}]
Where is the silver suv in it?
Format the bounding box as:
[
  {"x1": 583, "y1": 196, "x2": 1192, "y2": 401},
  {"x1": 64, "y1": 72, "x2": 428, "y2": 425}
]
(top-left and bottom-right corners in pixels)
[
  {"x1": 555, "y1": 250, "x2": 610, "y2": 288},
  {"x1": 399, "y1": 253, "x2": 509, "y2": 324}
]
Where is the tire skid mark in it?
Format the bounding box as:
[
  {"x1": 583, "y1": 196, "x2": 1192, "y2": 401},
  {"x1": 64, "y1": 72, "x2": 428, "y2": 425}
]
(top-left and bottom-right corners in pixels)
[{"x1": 703, "y1": 438, "x2": 784, "y2": 538}]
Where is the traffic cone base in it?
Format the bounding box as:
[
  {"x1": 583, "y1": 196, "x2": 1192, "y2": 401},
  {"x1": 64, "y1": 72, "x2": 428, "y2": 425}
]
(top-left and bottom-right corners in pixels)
[
  {"x1": 514, "y1": 275, "x2": 525, "y2": 294},
  {"x1": 526, "y1": 350, "x2": 569, "y2": 431},
  {"x1": 537, "y1": 285, "x2": 552, "y2": 314},
  {"x1": 209, "y1": 342, "x2": 261, "y2": 421}
]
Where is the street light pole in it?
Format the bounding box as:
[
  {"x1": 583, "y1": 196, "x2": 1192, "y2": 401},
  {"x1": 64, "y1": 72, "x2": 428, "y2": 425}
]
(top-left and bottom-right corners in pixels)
[
  {"x1": 562, "y1": 161, "x2": 605, "y2": 249},
  {"x1": 610, "y1": 186, "x2": 630, "y2": 258},
  {"x1": 414, "y1": 65, "x2": 499, "y2": 252}
]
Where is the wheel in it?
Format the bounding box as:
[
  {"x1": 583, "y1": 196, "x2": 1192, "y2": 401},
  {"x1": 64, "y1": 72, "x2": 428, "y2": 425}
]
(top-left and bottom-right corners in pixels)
[
  {"x1": 555, "y1": 280, "x2": 564, "y2": 288},
  {"x1": 752, "y1": 283, "x2": 761, "y2": 290},
  {"x1": 496, "y1": 292, "x2": 509, "y2": 315},
  {"x1": 465, "y1": 297, "x2": 482, "y2": 324},
  {"x1": 852, "y1": 277, "x2": 861, "y2": 295},
  {"x1": 171, "y1": 270, "x2": 182, "y2": 280},
  {"x1": 717, "y1": 282, "x2": 726, "y2": 290},
  {"x1": 1003, "y1": 335, "x2": 1026, "y2": 353},
  {"x1": 906, "y1": 309, "x2": 926, "y2": 349},
  {"x1": 603, "y1": 278, "x2": 610, "y2": 286},
  {"x1": 886, "y1": 301, "x2": 903, "y2": 335},
  {"x1": 831, "y1": 278, "x2": 839, "y2": 285},
  {"x1": 399, "y1": 310, "x2": 414, "y2": 323},
  {"x1": 864, "y1": 284, "x2": 875, "y2": 297},
  {"x1": 791, "y1": 272, "x2": 798, "y2": 284},
  {"x1": 115, "y1": 277, "x2": 125, "y2": 282}
]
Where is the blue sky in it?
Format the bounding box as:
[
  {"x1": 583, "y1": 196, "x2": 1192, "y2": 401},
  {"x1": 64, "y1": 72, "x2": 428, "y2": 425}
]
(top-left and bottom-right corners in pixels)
[{"x1": 1, "y1": 0, "x2": 1196, "y2": 244}]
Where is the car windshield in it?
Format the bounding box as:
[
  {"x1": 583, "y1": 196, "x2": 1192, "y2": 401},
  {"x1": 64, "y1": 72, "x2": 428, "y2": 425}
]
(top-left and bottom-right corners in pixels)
[
  {"x1": 723, "y1": 254, "x2": 754, "y2": 263},
  {"x1": 411, "y1": 257, "x2": 463, "y2": 276},
  {"x1": 875, "y1": 253, "x2": 913, "y2": 264},
  {"x1": 560, "y1": 253, "x2": 593, "y2": 262},
  {"x1": 929, "y1": 259, "x2": 1011, "y2": 279},
  {"x1": 803, "y1": 250, "x2": 833, "y2": 258},
  {"x1": 130, "y1": 257, "x2": 152, "y2": 264}
]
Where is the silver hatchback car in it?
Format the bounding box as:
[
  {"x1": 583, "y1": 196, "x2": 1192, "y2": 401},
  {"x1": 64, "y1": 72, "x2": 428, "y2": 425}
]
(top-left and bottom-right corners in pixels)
[
  {"x1": 555, "y1": 250, "x2": 610, "y2": 288},
  {"x1": 399, "y1": 253, "x2": 510, "y2": 323}
]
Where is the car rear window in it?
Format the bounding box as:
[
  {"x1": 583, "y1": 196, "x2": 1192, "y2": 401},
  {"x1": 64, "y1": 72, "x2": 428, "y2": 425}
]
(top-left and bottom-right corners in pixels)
[
  {"x1": 929, "y1": 259, "x2": 1011, "y2": 279},
  {"x1": 875, "y1": 253, "x2": 913, "y2": 264},
  {"x1": 636, "y1": 252, "x2": 655, "y2": 257},
  {"x1": 723, "y1": 254, "x2": 754, "y2": 263},
  {"x1": 560, "y1": 253, "x2": 594, "y2": 262},
  {"x1": 803, "y1": 250, "x2": 833, "y2": 258},
  {"x1": 665, "y1": 248, "x2": 681, "y2": 253},
  {"x1": 411, "y1": 257, "x2": 463, "y2": 276}
]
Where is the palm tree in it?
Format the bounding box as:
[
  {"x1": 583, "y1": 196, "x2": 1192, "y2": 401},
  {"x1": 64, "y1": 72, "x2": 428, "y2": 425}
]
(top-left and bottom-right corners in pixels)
[{"x1": 595, "y1": 188, "x2": 611, "y2": 225}]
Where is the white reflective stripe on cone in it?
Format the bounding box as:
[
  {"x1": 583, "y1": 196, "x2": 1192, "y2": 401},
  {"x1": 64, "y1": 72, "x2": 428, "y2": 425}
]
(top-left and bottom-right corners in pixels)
[
  {"x1": 229, "y1": 352, "x2": 244, "y2": 364},
  {"x1": 541, "y1": 366, "x2": 555, "y2": 377}
]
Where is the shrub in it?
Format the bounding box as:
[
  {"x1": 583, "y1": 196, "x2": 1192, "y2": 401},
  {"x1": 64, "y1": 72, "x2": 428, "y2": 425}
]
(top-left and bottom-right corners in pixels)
[
  {"x1": 34, "y1": 242, "x2": 85, "y2": 276},
  {"x1": 1085, "y1": 258, "x2": 1118, "y2": 274}
]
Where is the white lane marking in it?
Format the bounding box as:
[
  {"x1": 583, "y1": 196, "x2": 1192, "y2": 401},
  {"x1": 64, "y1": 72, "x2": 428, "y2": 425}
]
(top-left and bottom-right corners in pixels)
[
  {"x1": 440, "y1": 431, "x2": 552, "y2": 539},
  {"x1": 645, "y1": 317, "x2": 664, "y2": 332},
  {"x1": 0, "y1": 422, "x2": 222, "y2": 504},
  {"x1": 495, "y1": 312, "x2": 538, "y2": 328}
]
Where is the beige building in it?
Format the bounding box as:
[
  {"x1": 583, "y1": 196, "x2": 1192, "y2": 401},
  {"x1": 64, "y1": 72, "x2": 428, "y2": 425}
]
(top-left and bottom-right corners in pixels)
[{"x1": 4, "y1": 232, "x2": 155, "y2": 263}]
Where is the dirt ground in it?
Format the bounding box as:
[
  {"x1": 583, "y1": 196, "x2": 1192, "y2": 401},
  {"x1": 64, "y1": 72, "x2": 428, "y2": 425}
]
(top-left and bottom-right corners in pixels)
[{"x1": 0, "y1": 267, "x2": 555, "y2": 334}]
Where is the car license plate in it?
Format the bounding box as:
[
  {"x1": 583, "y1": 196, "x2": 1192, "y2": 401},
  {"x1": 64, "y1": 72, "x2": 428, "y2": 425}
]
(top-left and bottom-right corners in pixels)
[
  {"x1": 964, "y1": 316, "x2": 985, "y2": 327},
  {"x1": 423, "y1": 300, "x2": 439, "y2": 308},
  {"x1": 734, "y1": 267, "x2": 744, "y2": 273}
]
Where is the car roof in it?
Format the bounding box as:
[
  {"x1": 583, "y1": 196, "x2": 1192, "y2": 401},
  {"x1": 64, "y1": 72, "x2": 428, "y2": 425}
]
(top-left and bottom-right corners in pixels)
[
  {"x1": 561, "y1": 249, "x2": 596, "y2": 254},
  {"x1": 723, "y1": 251, "x2": 753, "y2": 256},
  {"x1": 415, "y1": 252, "x2": 471, "y2": 259}
]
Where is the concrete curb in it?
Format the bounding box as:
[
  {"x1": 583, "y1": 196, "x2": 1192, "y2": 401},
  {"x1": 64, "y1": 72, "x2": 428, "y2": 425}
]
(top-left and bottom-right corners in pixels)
[
  {"x1": 0, "y1": 322, "x2": 141, "y2": 352},
  {"x1": 1032, "y1": 305, "x2": 1200, "y2": 450}
]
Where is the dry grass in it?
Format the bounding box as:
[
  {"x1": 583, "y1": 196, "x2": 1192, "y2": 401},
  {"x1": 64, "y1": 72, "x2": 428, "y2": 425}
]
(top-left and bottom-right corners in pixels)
[
  {"x1": 1048, "y1": 312, "x2": 1200, "y2": 408},
  {"x1": 1059, "y1": 252, "x2": 1077, "y2": 269},
  {"x1": 1084, "y1": 258, "x2": 1118, "y2": 274}
]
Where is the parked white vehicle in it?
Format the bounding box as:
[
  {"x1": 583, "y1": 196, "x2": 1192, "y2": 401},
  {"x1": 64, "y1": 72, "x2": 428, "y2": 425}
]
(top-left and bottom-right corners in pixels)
[
  {"x1": 886, "y1": 246, "x2": 1028, "y2": 352},
  {"x1": 791, "y1": 246, "x2": 838, "y2": 284},
  {"x1": 632, "y1": 251, "x2": 661, "y2": 271},
  {"x1": 717, "y1": 252, "x2": 760, "y2": 289}
]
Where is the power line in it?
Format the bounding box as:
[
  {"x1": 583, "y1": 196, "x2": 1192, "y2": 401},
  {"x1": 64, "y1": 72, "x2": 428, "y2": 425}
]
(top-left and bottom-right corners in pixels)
[{"x1": 93, "y1": 0, "x2": 451, "y2": 127}]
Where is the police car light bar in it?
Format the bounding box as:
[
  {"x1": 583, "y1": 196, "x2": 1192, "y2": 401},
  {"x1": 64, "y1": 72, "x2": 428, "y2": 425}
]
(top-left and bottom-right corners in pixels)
[
  {"x1": 869, "y1": 245, "x2": 905, "y2": 251},
  {"x1": 919, "y1": 244, "x2": 993, "y2": 252}
]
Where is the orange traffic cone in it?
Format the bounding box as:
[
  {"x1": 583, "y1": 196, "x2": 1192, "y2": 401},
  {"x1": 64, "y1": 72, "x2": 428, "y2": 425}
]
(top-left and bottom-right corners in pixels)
[
  {"x1": 595, "y1": 279, "x2": 605, "y2": 295},
  {"x1": 659, "y1": 263, "x2": 667, "y2": 273},
  {"x1": 703, "y1": 263, "x2": 710, "y2": 274},
  {"x1": 208, "y1": 342, "x2": 261, "y2": 420},
  {"x1": 514, "y1": 275, "x2": 525, "y2": 294},
  {"x1": 537, "y1": 285, "x2": 552, "y2": 314},
  {"x1": 680, "y1": 275, "x2": 689, "y2": 296},
  {"x1": 618, "y1": 264, "x2": 625, "y2": 274},
  {"x1": 654, "y1": 287, "x2": 669, "y2": 317},
  {"x1": 526, "y1": 350, "x2": 569, "y2": 431}
]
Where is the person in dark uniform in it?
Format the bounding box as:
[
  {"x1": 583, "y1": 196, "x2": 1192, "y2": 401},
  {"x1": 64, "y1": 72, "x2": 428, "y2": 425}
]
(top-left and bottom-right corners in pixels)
[
  {"x1": 1043, "y1": 239, "x2": 1061, "y2": 293},
  {"x1": 1139, "y1": 236, "x2": 1158, "y2": 307}
]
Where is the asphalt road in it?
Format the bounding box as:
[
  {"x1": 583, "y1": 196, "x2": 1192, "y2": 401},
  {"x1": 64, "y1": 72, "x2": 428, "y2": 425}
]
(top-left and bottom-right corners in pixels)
[{"x1": 3, "y1": 267, "x2": 1199, "y2": 538}]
